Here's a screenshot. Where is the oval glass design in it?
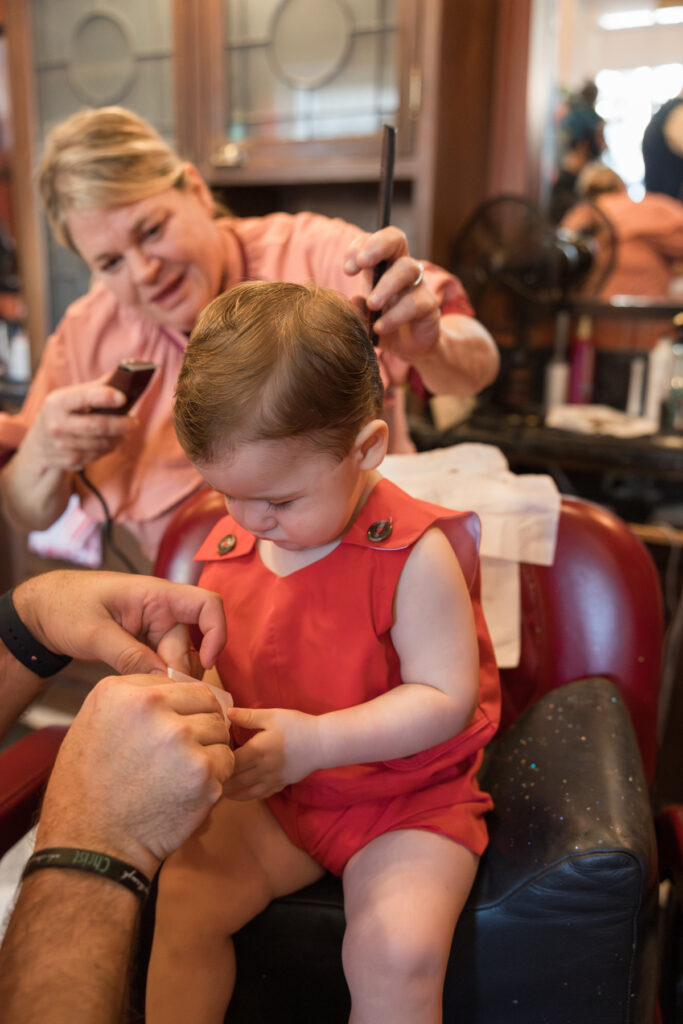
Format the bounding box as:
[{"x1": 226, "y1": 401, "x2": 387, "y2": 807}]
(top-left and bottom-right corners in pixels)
[
  {"x1": 268, "y1": 0, "x2": 353, "y2": 90},
  {"x1": 68, "y1": 10, "x2": 136, "y2": 106}
]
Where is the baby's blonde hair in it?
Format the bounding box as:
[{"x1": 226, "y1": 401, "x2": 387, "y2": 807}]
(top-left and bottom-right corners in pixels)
[
  {"x1": 38, "y1": 106, "x2": 188, "y2": 250},
  {"x1": 174, "y1": 281, "x2": 384, "y2": 464}
]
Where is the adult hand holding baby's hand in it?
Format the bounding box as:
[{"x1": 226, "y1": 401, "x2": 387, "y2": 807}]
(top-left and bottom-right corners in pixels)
[
  {"x1": 36, "y1": 675, "x2": 234, "y2": 878},
  {"x1": 222, "y1": 706, "x2": 321, "y2": 800},
  {"x1": 12, "y1": 569, "x2": 227, "y2": 677}
]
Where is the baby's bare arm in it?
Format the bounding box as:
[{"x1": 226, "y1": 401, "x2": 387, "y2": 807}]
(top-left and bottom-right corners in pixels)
[{"x1": 315, "y1": 527, "x2": 479, "y2": 765}]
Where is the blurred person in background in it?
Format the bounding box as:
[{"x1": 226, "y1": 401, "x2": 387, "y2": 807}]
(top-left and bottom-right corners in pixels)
[
  {"x1": 550, "y1": 81, "x2": 607, "y2": 224},
  {"x1": 561, "y1": 162, "x2": 683, "y2": 298},
  {"x1": 642, "y1": 88, "x2": 683, "y2": 201}
]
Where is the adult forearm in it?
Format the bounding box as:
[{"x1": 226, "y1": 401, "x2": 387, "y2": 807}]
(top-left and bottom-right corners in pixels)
[
  {"x1": 314, "y1": 682, "x2": 476, "y2": 770},
  {"x1": 0, "y1": 643, "x2": 47, "y2": 739},
  {"x1": 0, "y1": 869, "x2": 139, "y2": 1024},
  {"x1": 411, "y1": 313, "x2": 500, "y2": 397},
  {"x1": 0, "y1": 443, "x2": 73, "y2": 530},
  {"x1": 0, "y1": 719, "x2": 164, "y2": 1024}
]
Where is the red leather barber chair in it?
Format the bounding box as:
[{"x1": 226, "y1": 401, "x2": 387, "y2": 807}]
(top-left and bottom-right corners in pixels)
[
  {"x1": 151, "y1": 486, "x2": 683, "y2": 1023},
  {"x1": 2, "y1": 488, "x2": 682, "y2": 1022}
]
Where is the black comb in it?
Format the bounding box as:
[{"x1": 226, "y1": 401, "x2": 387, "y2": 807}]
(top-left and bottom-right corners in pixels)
[{"x1": 369, "y1": 124, "x2": 397, "y2": 345}]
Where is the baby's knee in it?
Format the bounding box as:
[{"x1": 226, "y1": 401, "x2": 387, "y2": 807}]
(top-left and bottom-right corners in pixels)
[
  {"x1": 342, "y1": 915, "x2": 445, "y2": 993},
  {"x1": 155, "y1": 851, "x2": 276, "y2": 941},
  {"x1": 154, "y1": 862, "x2": 232, "y2": 943},
  {"x1": 156, "y1": 861, "x2": 213, "y2": 930}
]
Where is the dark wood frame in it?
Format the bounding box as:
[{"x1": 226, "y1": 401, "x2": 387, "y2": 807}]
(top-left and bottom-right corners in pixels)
[{"x1": 4, "y1": 0, "x2": 46, "y2": 368}]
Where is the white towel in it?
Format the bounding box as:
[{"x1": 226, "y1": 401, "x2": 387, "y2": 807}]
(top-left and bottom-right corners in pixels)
[{"x1": 545, "y1": 403, "x2": 657, "y2": 438}]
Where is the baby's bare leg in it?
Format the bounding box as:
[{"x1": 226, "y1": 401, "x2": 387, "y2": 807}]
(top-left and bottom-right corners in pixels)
[
  {"x1": 342, "y1": 830, "x2": 477, "y2": 1024},
  {"x1": 146, "y1": 796, "x2": 323, "y2": 1024}
]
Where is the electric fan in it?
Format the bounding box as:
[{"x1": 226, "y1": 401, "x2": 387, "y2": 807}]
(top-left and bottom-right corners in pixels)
[
  {"x1": 450, "y1": 194, "x2": 617, "y2": 332},
  {"x1": 450, "y1": 194, "x2": 616, "y2": 409}
]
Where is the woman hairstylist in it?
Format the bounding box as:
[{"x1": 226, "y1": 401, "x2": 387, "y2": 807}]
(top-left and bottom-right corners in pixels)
[{"x1": 0, "y1": 106, "x2": 498, "y2": 565}]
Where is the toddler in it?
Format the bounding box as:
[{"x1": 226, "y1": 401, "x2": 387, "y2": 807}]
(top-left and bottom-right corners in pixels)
[{"x1": 146, "y1": 281, "x2": 500, "y2": 1024}]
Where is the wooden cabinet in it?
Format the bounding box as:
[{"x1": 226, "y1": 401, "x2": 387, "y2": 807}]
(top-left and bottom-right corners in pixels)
[
  {"x1": 176, "y1": 0, "x2": 502, "y2": 267},
  {"x1": 0, "y1": 7, "x2": 30, "y2": 366},
  {"x1": 6, "y1": 0, "x2": 178, "y2": 354},
  {"x1": 178, "y1": 0, "x2": 421, "y2": 179},
  {"x1": 4, "y1": 0, "x2": 521, "y2": 359}
]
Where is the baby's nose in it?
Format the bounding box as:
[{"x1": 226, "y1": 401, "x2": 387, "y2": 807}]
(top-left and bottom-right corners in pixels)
[{"x1": 242, "y1": 502, "x2": 276, "y2": 534}]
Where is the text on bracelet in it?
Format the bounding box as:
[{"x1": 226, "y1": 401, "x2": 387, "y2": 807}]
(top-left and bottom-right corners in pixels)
[{"x1": 73, "y1": 850, "x2": 111, "y2": 873}]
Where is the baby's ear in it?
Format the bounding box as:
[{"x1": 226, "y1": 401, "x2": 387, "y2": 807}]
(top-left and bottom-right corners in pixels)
[
  {"x1": 354, "y1": 419, "x2": 388, "y2": 469},
  {"x1": 349, "y1": 294, "x2": 368, "y2": 318}
]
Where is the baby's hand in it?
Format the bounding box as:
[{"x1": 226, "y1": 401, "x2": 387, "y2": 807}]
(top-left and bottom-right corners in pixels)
[{"x1": 221, "y1": 706, "x2": 321, "y2": 800}]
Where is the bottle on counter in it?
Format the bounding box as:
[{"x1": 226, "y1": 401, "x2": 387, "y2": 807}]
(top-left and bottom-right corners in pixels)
[
  {"x1": 625, "y1": 355, "x2": 646, "y2": 417},
  {"x1": 643, "y1": 320, "x2": 676, "y2": 426},
  {"x1": 544, "y1": 309, "x2": 571, "y2": 414},
  {"x1": 568, "y1": 314, "x2": 595, "y2": 404},
  {"x1": 659, "y1": 312, "x2": 683, "y2": 433}
]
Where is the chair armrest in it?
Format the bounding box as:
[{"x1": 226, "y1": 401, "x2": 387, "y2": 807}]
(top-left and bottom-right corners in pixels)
[
  {"x1": 449, "y1": 676, "x2": 658, "y2": 1023},
  {"x1": 476, "y1": 676, "x2": 657, "y2": 901},
  {"x1": 0, "y1": 726, "x2": 68, "y2": 857}
]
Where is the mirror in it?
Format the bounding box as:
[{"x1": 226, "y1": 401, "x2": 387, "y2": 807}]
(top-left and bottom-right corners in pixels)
[{"x1": 541, "y1": 0, "x2": 683, "y2": 300}]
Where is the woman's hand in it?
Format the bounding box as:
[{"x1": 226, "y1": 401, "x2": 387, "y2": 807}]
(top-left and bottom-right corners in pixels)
[
  {"x1": 222, "y1": 706, "x2": 322, "y2": 800},
  {"x1": 0, "y1": 373, "x2": 140, "y2": 533},
  {"x1": 22, "y1": 373, "x2": 136, "y2": 472},
  {"x1": 344, "y1": 226, "x2": 440, "y2": 361},
  {"x1": 344, "y1": 227, "x2": 499, "y2": 398}
]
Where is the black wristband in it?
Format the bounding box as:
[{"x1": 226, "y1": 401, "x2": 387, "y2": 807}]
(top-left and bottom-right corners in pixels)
[
  {"x1": 22, "y1": 847, "x2": 151, "y2": 902},
  {"x1": 0, "y1": 589, "x2": 72, "y2": 678}
]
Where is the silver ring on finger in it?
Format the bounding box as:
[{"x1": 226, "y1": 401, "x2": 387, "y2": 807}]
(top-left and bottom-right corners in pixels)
[{"x1": 411, "y1": 262, "x2": 424, "y2": 288}]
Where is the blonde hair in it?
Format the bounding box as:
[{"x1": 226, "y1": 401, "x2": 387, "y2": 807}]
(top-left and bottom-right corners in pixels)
[
  {"x1": 174, "y1": 281, "x2": 384, "y2": 464},
  {"x1": 38, "y1": 106, "x2": 188, "y2": 249},
  {"x1": 577, "y1": 162, "x2": 626, "y2": 198}
]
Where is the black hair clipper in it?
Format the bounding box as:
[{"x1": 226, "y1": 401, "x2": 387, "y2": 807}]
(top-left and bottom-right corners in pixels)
[{"x1": 90, "y1": 359, "x2": 157, "y2": 415}]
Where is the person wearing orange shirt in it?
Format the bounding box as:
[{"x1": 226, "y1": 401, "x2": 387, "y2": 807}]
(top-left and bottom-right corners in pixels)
[
  {"x1": 0, "y1": 107, "x2": 499, "y2": 566},
  {"x1": 561, "y1": 163, "x2": 683, "y2": 299}
]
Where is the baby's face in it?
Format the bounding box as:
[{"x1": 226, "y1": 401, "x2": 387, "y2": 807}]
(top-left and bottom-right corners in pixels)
[{"x1": 197, "y1": 438, "x2": 365, "y2": 552}]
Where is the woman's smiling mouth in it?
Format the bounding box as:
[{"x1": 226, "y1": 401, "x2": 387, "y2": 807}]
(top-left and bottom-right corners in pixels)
[{"x1": 149, "y1": 273, "x2": 185, "y2": 306}]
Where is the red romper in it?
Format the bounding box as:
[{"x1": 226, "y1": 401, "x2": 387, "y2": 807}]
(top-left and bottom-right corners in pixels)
[{"x1": 196, "y1": 478, "x2": 501, "y2": 876}]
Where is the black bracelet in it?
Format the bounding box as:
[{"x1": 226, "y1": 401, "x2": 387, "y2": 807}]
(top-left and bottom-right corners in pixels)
[
  {"x1": 0, "y1": 589, "x2": 72, "y2": 678},
  {"x1": 22, "y1": 847, "x2": 151, "y2": 902}
]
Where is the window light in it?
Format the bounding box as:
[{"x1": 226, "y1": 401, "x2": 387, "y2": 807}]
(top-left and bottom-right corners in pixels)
[{"x1": 598, "y1": 6, "x2": 683, "y2": 30}]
